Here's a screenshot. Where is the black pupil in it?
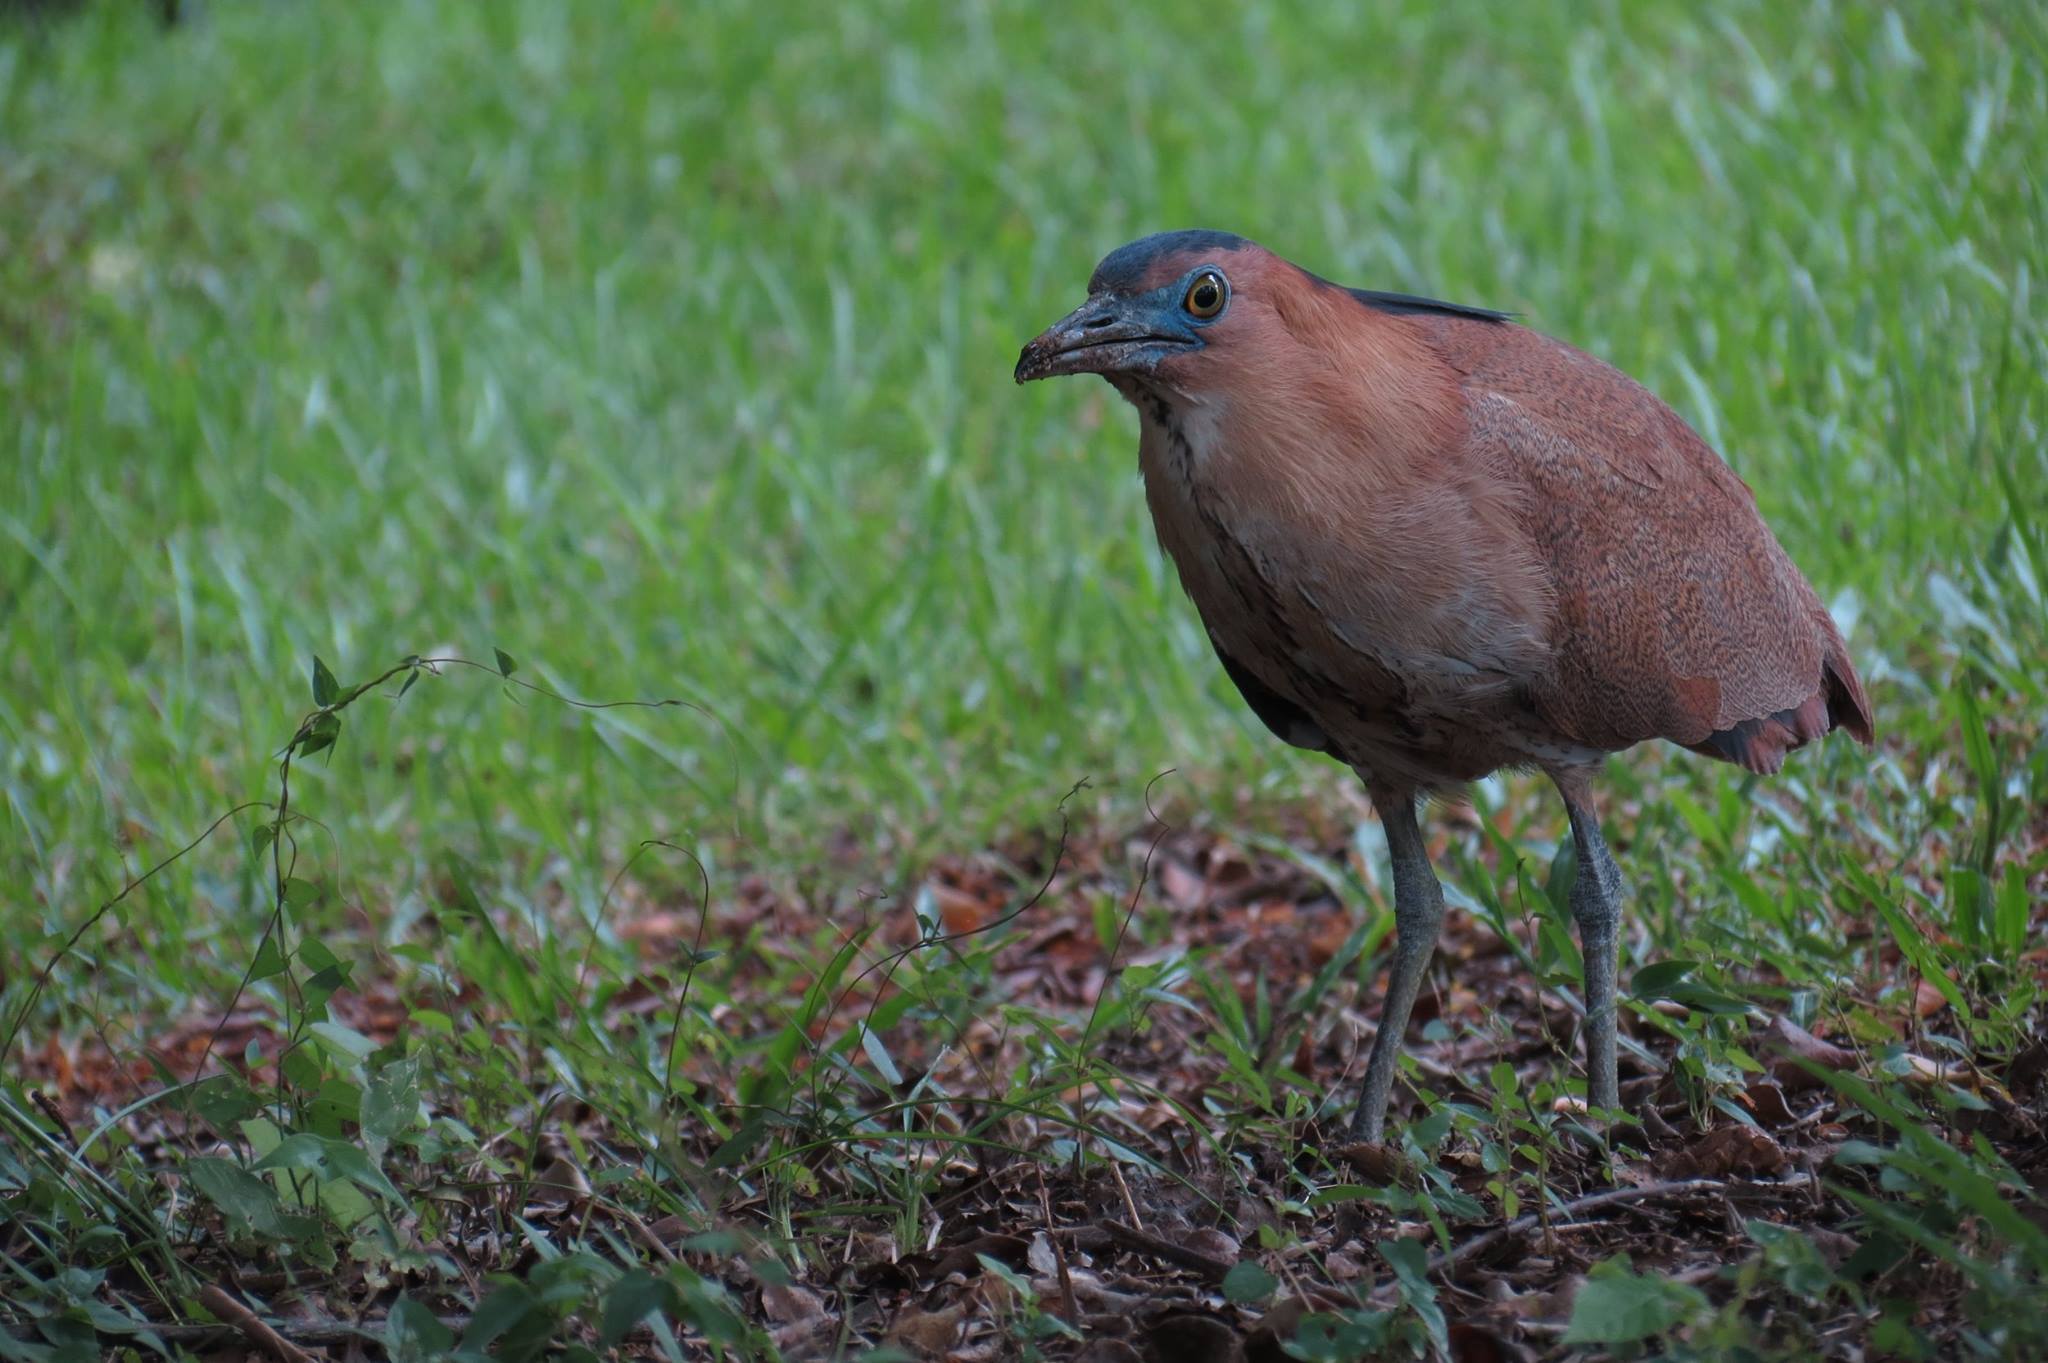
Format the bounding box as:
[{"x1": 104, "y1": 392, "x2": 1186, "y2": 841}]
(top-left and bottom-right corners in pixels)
[{"x1": 1193, "y1": 280, "x2": 1218, "y2": 310}]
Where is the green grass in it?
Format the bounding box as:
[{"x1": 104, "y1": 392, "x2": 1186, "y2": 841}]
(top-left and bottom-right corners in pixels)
[{"x1": 2, "y1": 2, "x2": 2045, "y2": 1359}]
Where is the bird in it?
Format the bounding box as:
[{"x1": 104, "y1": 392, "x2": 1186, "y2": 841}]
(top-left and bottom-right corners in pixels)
[{"x1": 1015, "y1": 230, "x2": 1872, "y2": 1142}]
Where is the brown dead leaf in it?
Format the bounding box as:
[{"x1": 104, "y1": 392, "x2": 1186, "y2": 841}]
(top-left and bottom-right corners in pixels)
[
  {"x1": 1074, "y1": 1341, "x2": 1146, "y2": 1363},
  {"x1": 923, "y1": 879, "x2": 995, "y2": 934},
  {"x1": 1182, "y1": 1227, "x2": 1241, "y2": 1262},
  {"x1": 1325, "y1": 1242, "x2": 1370, "y2": 1282},
  {"x1": 1762, "y1": 1014, "x2": 1854, "y2": 1089},
  {"x1": 1027, "y1": 1231, "x2": 1059, "y2": 1277},
  {"x1": 768, "y1": 1314, "x2": 835, "y2": 1361},
  {"x1": 2008, "y1": 1040, "x2": 2048, "y2": 1099},
  {"x1": 1244, "y1": 1293, "x2": 1353, "y2": 1363},
  {"x1": 1333, "y1": 1141, "x2": 1411, "y2": 1185},
  {"x1": 1044, "y1": 1266, "x2": 1149, "y2": 1315},
  {"x1": 1913, "y1": 977, "x2": 1950, "y2": 1019},
  {"x1": 529, "y1": 1149, "x2": 591, "y2": 1207},
  {"x1": 1159, "y1": 856, "x2": 1211, "y2": 911},
  {"x1": 1743, "y1": 1080, "x2": 1797, "y2": 1127},
  {"x1": 1661, "y1": 1122, "x2": 1787, "y2": 1179},
  {"x1": 1899, "y1": 1053, "x2": 1992, "y2": 1091},
  {"x1": 1448, "y1": 1320, "x2": 1525, "y2": 1363},
  {"x1": 928, "y1": 1231, "x2": 1031, "y2": 1279},
  {"x1": 1143, "y1": 1311, "x2": 1243, "y2": 1363},
  {"x1": 618, "y1": 910, "x2": 699, "y2": 950},
  {"x1": 886, "y1": 1301, "x2": 964, "y2": 1356},
  {"x1": 760, "y1": 1280, "x2": 824, "y2": 1324}
]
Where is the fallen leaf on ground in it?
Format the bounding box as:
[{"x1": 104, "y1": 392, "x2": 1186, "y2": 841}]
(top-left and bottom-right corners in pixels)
[
  {"x1": 1244, "y1": 1292, "x2": 1354, "y2": 1363},
  {"x1": 1762, "y1": 1015, "x2": 1854, "y2": 1089},
  {"x1": 886, "y1": 1301, "x2": 964, "y2": 1356},
  {"x1": 1743, "y1": 1080, "x2": 1797, "y2": 1127},
  {"x1": 1182, "y1": 1227, "x2": 1241, "y2": 1262},
  {"x1": 1448, "y1": 1320, "x2": 1524, "y2": 1363},
  {"x1": 1074, "y1": 1340, "x2": 1145, "y2": 1363},
  {"x1": 1661, "y1": 1122, "x2": 1787, "y2": 1179},
  {"x1": 1914, "y1": 977, "x2": 1950, "y2": 1018},
  {"x1": 1143, "y1": 1311, "x2": 1243, "y2": 1363},
  {"x1": 928, "y1": 1232, "x2": 1031, "y2": 1278},
  {"x1": 1333, "y1": 1141, "x2": 1411, "y2": 1185},
  {"x1": 761, "y1": 1280, "x2": 825, "y2": 1324}
]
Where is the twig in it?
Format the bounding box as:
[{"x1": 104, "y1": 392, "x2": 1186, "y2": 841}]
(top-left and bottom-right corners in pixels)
[
  {"x1": 28, "y1": 1090, "x2": 76, "y2": 1147},
  {"x1": 0, "y1": 801, "x2": 272, "y2": 1066},
  {"x1": 1100, "y1": 1220, "x2": 1232, "y2": 1283},
  {"x1": 1434, "y1": 1179, "x2": 1728, "y2": 1273},
  {"x1": 617, "y1": 1203, "x2": 681, "y2": 1265},
  {"x1": 1037, "y1": 1167, "x2": 1079, "y2": 1324},
  {"x1": 1109, "y1": 1157, "x2": 1145, "y2": 1231},
  {"x1": 197, "y1": 1286, "x2": 321, "y2": 1363}
]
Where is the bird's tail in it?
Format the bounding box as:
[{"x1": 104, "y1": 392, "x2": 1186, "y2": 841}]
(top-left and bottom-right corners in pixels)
[{"x1": 1688, "y1": 618, "x2": 1873, "y2": 775}]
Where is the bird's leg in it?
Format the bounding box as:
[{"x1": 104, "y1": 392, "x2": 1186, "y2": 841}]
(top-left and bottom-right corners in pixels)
[
  {"x1": 1348, "y1": 788, "x2": 1446, "y2": 1141},
  {"x1": 1554, "y1": 768, "x2": 1625, "y2": 1116}
]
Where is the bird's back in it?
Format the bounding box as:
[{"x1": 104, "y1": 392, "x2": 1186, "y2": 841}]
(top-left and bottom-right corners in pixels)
[{"x1": 1412, "y1": 313, "x2": 1873, "y2": 772}]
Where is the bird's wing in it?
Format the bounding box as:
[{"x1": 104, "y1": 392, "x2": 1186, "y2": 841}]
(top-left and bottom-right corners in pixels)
[
  {"x1": 1210, "y1": 633, "x2": 1334, "y2": 754},
  {"x1": 1417, "y1": 316, "x2": 1870, "y2": 762}
]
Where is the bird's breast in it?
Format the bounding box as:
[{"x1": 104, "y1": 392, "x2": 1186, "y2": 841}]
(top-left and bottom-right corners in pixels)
[{"x1": 1131, "y1": 394, "x2": 1567, "y2": 787}]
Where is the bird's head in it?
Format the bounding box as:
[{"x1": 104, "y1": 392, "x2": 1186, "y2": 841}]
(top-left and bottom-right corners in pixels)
[{"x1": 1014, "y1": 229, "x2": 1271, "y2": 394}]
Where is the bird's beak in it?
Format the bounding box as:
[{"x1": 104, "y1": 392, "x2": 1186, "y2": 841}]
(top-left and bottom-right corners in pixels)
[{"x1": 1015, "y1": 294, "x2": 1198, "y2": 383}]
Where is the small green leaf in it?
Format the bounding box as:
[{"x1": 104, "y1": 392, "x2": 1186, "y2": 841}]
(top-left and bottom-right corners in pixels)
[
  {"x1": 1562, "y1": 1255, "x2": 1707, "y2": 1344},
  {"x1": 682, "y1": 1230, "x2": 747, "y2": 1255},
  {"x1": 1630, "y1": 959, "x2": 1699, "y2": 999},
  {"x1": 188, "y1": 1075, "x2": 263, "y2": 1129},
  {"x1": 297, "y1": 711, "x2": 342, "y2": 758},
  {"x1": 185, "y1": 1157, "x2": 283, "y2": 1235},
  {"x1": 1378, "y1": 1236, "x2": 1450, "y2": 1355},
  {"x1": 493, "y1": 647, "x2": 518, "y2": 678},
  {"x1": 311, "y1": 655, "x2": 339, "y2": 706},
  {"x1": 1544, "y1": 835, "x2": 1578, "y2": 915},
  {"x1": 1408, "y1": 1106, "x2": 1453, "y2": 1151},
  {"x1": 280, "y1": 1045, "x2": 325, "y2": 1090},
  {"x1": 309, "y1": 1021, "x2": 377, "y2": 1061},
  {"x1": 385, "y1": 1294, "x2": 454, "y2": 1361},
  {"x1": 599, "y1": 1270, "x2": 672, "y2": 1347},
  {"x1": 1660, "y1": 981, "x2": 1755, "y2": 1015},
  {"x1": 249, "y1": 937, "x2": 288, "y2": 983},
  {"x1": 858, "y1": 1023, "x2": 902, "y2": 1086},
  {"x1": 976, "y1": 1252, "x2": 1034, "y2": 1297},
  {"x1": 253, "y1": 1132, "x2": 404, "y2": 1202},
  {"x1": 361, "y1": 1057, "x2": 421, "y2": 1158},
  {"x1": 1222, "y1": 1260, "x2": 1277, "y2": 1303}
]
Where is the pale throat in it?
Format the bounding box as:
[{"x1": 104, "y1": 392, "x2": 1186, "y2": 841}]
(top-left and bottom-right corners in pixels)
[{"x1": 1119, "y1": 378, "x2": 1232, "y2": 477}]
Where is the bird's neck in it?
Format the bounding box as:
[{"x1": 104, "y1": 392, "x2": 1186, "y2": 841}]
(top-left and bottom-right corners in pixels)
[{"x1": 1121, "y1": 382, "x2": 1228, "y2": 484}]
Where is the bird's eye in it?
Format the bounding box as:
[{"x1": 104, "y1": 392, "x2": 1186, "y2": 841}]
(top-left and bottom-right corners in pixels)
[{"x1": 1184, "y1": 272, "x2": 1226, "y2": 319}]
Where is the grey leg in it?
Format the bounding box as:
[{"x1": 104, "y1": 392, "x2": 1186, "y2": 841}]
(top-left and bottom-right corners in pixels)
[
  {"x1": 1348, "y1": 789, "x2": 1446, "y2": 1141},
  {"x1": 1555, "y1": 770, "x2": 1624, "y2": 1115}
]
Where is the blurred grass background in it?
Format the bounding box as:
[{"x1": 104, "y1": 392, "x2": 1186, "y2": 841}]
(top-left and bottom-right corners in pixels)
[{"x1": 2, "y1": 0, "x2": 2042, "y2": 1012}]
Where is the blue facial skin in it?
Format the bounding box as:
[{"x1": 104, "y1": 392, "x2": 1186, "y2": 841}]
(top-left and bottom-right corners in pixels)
[{"x1": 1014, "y1": 265, "x2": 1230, "y2": 383}]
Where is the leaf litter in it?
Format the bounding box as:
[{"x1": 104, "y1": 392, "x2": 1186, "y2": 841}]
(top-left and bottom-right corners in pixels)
[{"x1": 6, "y1": 785, "x2": 2046, "y2": 1360}]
